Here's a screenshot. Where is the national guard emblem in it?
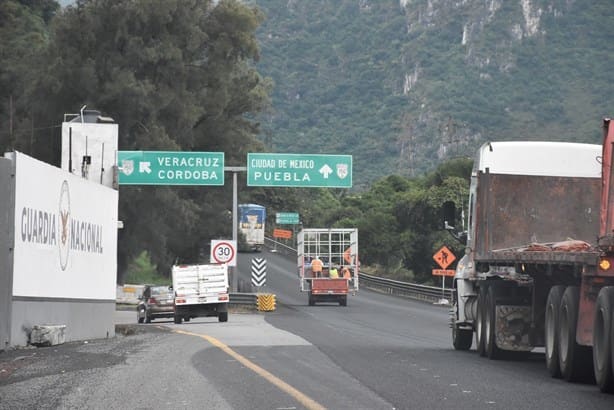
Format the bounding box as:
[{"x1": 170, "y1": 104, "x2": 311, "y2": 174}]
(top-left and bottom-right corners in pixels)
[{"x1": 58, "y1": 180, "x2": 71, "y2": 271}]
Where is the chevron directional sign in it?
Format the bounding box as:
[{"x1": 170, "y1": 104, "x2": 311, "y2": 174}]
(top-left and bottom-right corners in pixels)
[{"x1": 251, "y1": 258, "x2": 267, "y2": 287}]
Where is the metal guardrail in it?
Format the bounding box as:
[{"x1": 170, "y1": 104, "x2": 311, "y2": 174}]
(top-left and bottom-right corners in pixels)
[
  {"x1": 263, "y1": 237, "x2": 454, "y2": 305},
  {"x1": 229, "y1": 292, "x2": 258, "y2": 305},
  {"x1": 359, "y1": 272, "x2": 453, "y2": 303}
]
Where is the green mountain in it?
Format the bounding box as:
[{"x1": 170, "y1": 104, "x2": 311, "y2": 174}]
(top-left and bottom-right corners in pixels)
[{"x1": 253, "y1": 0, "x2": 614, "y2": 189}]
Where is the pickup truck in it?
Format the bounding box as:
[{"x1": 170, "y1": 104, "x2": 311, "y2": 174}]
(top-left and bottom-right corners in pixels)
[{"x1": 172, "y1": 264, "x2": 229, "y2": 323}]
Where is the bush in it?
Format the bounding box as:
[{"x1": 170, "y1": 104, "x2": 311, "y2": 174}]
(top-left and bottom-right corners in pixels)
[{"x1": 123, "y1": 251, "x2": 168, "y2": 285}]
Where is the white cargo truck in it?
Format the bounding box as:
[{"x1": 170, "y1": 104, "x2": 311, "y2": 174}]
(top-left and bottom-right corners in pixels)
[{"x1": 172, "y1": 264, "x2": 229, "y2": 323}]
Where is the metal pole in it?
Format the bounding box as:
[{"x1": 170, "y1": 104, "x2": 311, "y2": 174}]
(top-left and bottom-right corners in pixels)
[
  {"x1": 223, "y1": 166, "x2": 246, "y2": 292},
  {"x1": 232, "y1": 170, "x2": 238, "y2": 292},
  {"x1": 442, "y1": 276, "x2": 445, "y2": 298}
]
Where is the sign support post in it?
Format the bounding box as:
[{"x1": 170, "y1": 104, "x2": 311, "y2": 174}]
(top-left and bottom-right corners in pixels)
[{"x1": 225, "y1": 166, "x2": 246, "y2": 291}]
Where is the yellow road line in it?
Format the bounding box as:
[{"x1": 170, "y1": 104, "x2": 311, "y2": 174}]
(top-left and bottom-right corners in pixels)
[{"x1": 174, "y1": 329, "x2": 326, "y2": 410}]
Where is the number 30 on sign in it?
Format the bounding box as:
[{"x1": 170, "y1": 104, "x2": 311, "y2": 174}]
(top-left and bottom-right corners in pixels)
[{"x1": 210, "y1": 240, "x2": 237, "y2": 267}]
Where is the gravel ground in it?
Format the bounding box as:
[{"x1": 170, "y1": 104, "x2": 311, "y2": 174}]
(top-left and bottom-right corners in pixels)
[{"x1": 0, "y1": 325, "x2": 183, "y2": 410}]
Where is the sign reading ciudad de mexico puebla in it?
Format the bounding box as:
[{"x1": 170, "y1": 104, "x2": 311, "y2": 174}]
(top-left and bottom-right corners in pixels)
[
  {"x1": 117, "y1": 151, "x2": 224, "y2": 186},
  {"x1": 247, "y1": 153, "x2": 352, "y2": 188}
]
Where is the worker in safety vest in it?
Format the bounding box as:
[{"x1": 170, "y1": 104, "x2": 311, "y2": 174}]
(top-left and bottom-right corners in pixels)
[
  {"x1": 311, "y1": 256, "x2": 323, "y2": 277},
  {"x1": 329, "y1": 265, "x2": 339, "y2": 278},
  {"x1": 341, "y1": 266, "x2": 351, "y2": 280}
]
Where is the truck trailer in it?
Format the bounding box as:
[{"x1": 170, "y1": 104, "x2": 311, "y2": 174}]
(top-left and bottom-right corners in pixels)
[
  {"x1": 238, "y1": 203, "x2": 266, "y2": 252},
  {"x1": 297, "y1": 228, "x2": 359, "y2": 306},
  {"x1": 446, "y1": 130, "x2": 614, "y2": 392}
]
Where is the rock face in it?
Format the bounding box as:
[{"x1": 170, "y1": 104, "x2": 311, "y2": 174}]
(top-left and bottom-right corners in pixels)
[
  {"x1": 255, "y1": 0, "x2": 609, "y2": 187},
  {"x1": 30, "y1": 325, "x2": 66, "y2": 347}
]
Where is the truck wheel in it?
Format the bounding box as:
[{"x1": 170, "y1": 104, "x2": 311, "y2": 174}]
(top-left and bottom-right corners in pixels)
[
  {"x1": 174, "y1": 315, "x2": 182, "y2": 324},
  {"x1": 593, "y1": 287, "x2": 614, "y2": 392},
  {"x1": 485, "y1": 286, "x2": 503, "y2": 359},
  {"x1": 476, "y1": 287, "x2": 487, "y2": 357},
  {"x1": 545, "y1": 285, "x2": 565, "y2": 378},
  {"x1": 308, "y1": 295, "x2": 315, "y2": 306},
  {"x1": 218, "y1": 312, "x2": 228, "y2": 322},
  {"x1": 452, "y1": 324, "x2": 473, "y2": 351},
  {"x1": 339, "y1": 296, "x2": 347, "y2": 306},
  {"x1": 559, "y1": 286, "x2": 594, "y2": 382}
]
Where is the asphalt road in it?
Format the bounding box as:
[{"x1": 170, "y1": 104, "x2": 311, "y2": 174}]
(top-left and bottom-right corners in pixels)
[
  {"x1": 236, "y1": 249, "x2": 614, "y2": 410},
  {"x1": 1, "y1": 248, "x2": 613, "y2": 409}
]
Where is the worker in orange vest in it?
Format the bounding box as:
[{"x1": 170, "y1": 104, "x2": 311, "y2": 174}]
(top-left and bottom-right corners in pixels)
[
  {"x1": 311, "y1": 256, "x2": 323, "y2": 278},
  {"x1": 342, "y1": 266, "x2": 351, "y2": 280}
]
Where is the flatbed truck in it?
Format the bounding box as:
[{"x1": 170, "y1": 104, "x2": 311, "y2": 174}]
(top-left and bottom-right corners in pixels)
[{"x1": 297, "y1": 228, "x2": 359, "y2": 306}]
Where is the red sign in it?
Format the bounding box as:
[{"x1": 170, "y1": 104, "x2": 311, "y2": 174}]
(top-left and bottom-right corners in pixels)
[
  {"x1": 273, "y1": 228, "x2": 292, "y2": 239},
  {"x1": 433, "y1": 246, "x2": 456, "y2": 269},
  {"x1": 432, "y1": 269, "x2": 455, "y2": 277}
]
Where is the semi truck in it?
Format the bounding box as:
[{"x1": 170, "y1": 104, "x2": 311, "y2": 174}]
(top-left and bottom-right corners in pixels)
[
  {"x1": 445, "y1": 125, "x2": 614, "y2": 393},
  {"x1": 238, "y1": 203, "x2": 266, "y2": 252},
  {"x1": 172, "y1": 264, "x2": 229, "y2": 323},
  {"x1": 297, "y1": 228, "x2": 359, "y2": 306}
]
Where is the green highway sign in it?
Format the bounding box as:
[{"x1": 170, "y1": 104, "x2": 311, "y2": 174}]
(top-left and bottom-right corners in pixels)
[
  {"x1": 117, "y1": 151, "x2": 224, "y2": 185},
  {"x1": 276, "y1": 212, "x2": 300, "y2": 224},
  {"x1": 247, "y1": 153, "x2": 352, "y2": 188}
]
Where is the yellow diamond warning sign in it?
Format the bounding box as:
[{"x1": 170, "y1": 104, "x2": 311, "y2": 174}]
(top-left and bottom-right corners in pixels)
[{"x1": 433, "y1": 246, "x2": 456, "y2": 270}]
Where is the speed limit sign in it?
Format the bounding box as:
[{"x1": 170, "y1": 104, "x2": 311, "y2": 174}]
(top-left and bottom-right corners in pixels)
[{"x1": 210, "y1": 240, "x2": 237, "y2": 266}]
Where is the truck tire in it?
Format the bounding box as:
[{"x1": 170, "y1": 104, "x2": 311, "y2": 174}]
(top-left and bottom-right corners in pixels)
[
  {"x1": 476, "y1": 287, "x2": 487, "y2": 357},
  {"x1": 339, "y1": 295, "x2": 347, "y2": 306},
  {"x1": 593, "y1": 287, "x2": 614, "y2": 392},
  {"x1": 485, "y1": 286, "x2": 503, "y2": 359},
  {"x1": 308, "y1": 295, "x2": 315, "y2": 306},
  {"x1": 545, "y1": 285, "x2": 565, "y2": 378},
  {"x1": 174, "y1": 314, "x2": 182, "y2": 324},
  {"x1": 452, "y1": 324, "x2": 473, "y2": 351},
  {"x1": 218, "y1": 312, "x2": 228, "y2": 322},
  {"x1": 559, "y1": 286, "x2": 594, "y2": 382}
]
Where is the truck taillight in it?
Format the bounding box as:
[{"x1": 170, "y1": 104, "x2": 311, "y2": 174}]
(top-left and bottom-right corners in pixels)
[
  {"x1": 219, "y1": 294, "x2": 229, "y2": 301},
  {"x1": 176, "y1": 298, "x2": 186, "y2": 304},
  {"x1": 599, "y1": 258, "x2": 612, "y2": 271}
]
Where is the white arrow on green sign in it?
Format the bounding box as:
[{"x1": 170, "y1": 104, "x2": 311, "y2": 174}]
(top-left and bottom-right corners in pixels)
[
  {"x1": 117, "y1": 151, "x2": 224, "y2": 186},
  {"x1": 247, "y1": 153, "x2": 352, "y2": 188}
]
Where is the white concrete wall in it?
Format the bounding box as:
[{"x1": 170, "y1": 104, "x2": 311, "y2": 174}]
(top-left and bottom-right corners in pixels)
[{"x1": 4, "y1": 151, "x2": 118, "y2": 347}]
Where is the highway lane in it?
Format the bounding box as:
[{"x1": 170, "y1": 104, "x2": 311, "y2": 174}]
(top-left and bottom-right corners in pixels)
[
  {"x1": 2, "y1": 250, "x2": 613, "y2": 409},
  {"x1": 237, "y1": 249, "x2": 614, "y2": 410}
]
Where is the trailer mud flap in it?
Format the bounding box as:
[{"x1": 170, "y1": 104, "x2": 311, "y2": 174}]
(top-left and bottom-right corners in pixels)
[{"x1": 496, "y1": 305, "x2": 533, "y2": 351}]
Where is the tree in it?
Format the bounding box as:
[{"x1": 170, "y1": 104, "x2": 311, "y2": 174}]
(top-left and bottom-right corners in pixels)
[
  {"x1": 0, "y1": 0, "x2": 59, "y2": 156},
  {"x1": 29, "y1": 0, "x2": 271, "y2": 280}
]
